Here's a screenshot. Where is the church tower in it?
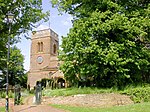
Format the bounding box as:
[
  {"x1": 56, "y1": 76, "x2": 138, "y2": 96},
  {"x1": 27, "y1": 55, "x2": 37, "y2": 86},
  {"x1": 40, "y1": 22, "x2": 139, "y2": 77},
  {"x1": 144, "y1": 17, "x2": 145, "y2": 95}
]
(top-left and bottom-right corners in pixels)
[{"x1": 28, "y1": 29, "x2": 59, "y2": 89}]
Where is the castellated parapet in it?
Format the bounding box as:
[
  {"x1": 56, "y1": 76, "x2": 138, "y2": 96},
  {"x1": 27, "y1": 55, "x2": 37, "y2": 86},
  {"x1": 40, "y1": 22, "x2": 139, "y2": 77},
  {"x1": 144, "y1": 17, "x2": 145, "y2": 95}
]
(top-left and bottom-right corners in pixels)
[{"x1": 32, "y1": 29, "x2": 58, "y2": 40}]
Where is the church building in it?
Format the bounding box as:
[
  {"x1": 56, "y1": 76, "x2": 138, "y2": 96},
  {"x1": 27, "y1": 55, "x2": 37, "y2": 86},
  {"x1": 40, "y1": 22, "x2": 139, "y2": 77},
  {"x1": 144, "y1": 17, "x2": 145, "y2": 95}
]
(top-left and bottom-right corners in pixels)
[{"x1": 27, "y1": 29, "x2": 64, "y2": 89}]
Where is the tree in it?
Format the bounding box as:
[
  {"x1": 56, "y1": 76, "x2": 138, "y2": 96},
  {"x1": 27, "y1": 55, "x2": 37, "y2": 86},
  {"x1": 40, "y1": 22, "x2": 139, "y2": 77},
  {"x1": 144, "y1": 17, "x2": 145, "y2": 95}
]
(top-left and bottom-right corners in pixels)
[
  {"x1": 0, "y1": 46, "x2": 25, "y2": 87},
  {"x1": 52, "y1": 0, "x2": 150, "y2": 87},
  {"x1": 9, "y1": 46, "x2": 25, "y2": 86},
  {"x1": 0, "y1": 0, "x2": 49, "y2": 72}
]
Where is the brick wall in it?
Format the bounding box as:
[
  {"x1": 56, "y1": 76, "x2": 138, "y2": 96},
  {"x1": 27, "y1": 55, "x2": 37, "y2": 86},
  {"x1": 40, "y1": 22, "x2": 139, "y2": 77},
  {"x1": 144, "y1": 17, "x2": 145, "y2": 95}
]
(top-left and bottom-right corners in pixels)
[{"x1": 28, "y1": 29, "x2": 60, "y2": 89}]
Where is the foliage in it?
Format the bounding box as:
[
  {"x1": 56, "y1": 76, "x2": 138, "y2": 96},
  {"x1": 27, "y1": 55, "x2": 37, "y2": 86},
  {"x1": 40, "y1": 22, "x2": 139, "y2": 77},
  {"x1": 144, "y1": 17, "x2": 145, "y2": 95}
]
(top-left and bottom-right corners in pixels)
[
  {"x1": 43, "y1": 87, "x2": 116, "y2": 97},
  {"x1": 52, "y1": 0, "x2": 150, "y2": 88},
  {"x1": 51, "y1": 102, "x2": 150, "y2": 112},
  {"x1": 51, "y1": 0, "x2": 150, "y2": 19},
  {"x1": 0, "y1": 90, "x2": 14, "y2": 98},
  {"x1": 21, "y1": 89, "x2": 32, "y2": 97},
  {"x1": 9, "y1": 46, "x2": 25, "y2": 86},
  {"x1": 0, "y1": 46, "x2": 26, "y2": 87},
  {"x1": 18, "y1": 72, "x2": 27, "y2": 88},
  {"x1": 0, "y1": 0, "x2": 49, "y2": 75},
  {"x1": 43, "y1": 86, "x2": 150, "y2": 103},
  {"x1": 121, "y1": 86, "x2": 150, "y2": 103},
  {"x1": 0, "y1": 90, "x2": 6, "y2": 98},
  {"x1": 0, "y1": 0, "x2": 49, "y2": 37}
]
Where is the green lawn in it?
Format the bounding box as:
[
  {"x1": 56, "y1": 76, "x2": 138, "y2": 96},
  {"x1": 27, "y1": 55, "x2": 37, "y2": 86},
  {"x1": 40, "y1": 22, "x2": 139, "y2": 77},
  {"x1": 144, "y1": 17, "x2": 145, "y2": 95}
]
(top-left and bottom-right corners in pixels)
[
  {"x1": 0, "y1": 107, "x2": 5, "y2": 112},
  {"x1": 51, "y1": 102, "x2": 150, "y2": 112}
]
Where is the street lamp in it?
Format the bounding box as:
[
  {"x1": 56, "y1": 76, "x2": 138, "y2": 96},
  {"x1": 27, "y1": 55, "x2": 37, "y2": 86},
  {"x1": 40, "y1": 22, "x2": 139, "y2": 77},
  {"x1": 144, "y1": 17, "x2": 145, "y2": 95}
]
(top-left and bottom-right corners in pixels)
[{"x1": 6, "y1": 11, "x2": 14, "y2": 112}]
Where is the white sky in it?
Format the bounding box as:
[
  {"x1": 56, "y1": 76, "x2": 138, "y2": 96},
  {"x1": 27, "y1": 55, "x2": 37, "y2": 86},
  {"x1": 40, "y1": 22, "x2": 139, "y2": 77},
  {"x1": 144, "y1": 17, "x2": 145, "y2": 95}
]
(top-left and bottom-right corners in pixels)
[{"x1": 16, "y1": 0, "x2": 72, "y2": 71}]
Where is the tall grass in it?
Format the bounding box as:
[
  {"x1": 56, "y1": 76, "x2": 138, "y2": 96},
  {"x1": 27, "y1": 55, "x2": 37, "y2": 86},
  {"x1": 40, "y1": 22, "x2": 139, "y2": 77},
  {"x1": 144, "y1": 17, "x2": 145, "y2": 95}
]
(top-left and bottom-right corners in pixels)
[{"x1": 43, "y1": 87, "x2": 117, "y2": 97}]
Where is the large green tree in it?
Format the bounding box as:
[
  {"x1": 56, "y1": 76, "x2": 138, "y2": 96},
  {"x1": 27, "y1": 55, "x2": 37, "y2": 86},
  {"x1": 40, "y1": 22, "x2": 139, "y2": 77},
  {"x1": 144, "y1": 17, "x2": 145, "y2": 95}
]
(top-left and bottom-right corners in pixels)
[
  {"x1": 0, "y1": 0, "x2": 49, "y2": 72},
  {"x1": 52, "y1": 0, "x2": 150, "y2": 87},
  {"x1": 0, "y1": 46, "x2": 25, "y2": 87}
]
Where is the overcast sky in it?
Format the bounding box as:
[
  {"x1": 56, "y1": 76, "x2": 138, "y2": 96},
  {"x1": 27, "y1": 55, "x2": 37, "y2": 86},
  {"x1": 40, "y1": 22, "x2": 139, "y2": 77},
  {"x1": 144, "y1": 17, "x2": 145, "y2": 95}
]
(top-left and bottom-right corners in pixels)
[{"x1": 16, "y1": 0, "x2": 72, "y2": 71}]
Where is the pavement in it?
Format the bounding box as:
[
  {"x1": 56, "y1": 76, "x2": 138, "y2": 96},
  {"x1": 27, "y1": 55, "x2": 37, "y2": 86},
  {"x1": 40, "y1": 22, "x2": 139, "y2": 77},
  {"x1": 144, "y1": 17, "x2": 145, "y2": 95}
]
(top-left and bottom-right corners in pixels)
[
  {"x1": 12, "y1": 95, "x2": 66, "y2": 112},
  {"x1": 12, "y1": 105, "x2": 66, "y2": 112},
  {"x1": 13, "y1": 95, "x2": 67, "y2": 112},
  {"x1": 0, "y1": 96, "x2": 66, "y2": 112}
]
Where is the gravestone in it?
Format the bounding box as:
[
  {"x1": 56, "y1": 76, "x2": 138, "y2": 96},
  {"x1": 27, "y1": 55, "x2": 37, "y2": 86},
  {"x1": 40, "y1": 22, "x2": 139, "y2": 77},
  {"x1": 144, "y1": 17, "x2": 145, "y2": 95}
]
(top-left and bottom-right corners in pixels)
[
  {"x1": 14, "y1": 84, "x2": 21, "y2": 105},
  {"x1": 34, "y1": 83, "x2": 42, "y2": 104}
]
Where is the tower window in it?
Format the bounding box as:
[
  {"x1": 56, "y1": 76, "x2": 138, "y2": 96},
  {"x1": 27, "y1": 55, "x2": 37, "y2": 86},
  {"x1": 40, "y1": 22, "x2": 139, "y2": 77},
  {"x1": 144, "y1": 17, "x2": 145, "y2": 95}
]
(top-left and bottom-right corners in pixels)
[
  {"x1": 37, "y1": 42, "x2": 40, "y2": 52},
  {"x1": 53, "y1": 44, "x2": 57, "y2": 54},
  {"x1": 37, "y1": 42, "x2": 44, "y2": 52},
  {"x1": 41, "y1": 42, "x2": 43, "y2": 52}
]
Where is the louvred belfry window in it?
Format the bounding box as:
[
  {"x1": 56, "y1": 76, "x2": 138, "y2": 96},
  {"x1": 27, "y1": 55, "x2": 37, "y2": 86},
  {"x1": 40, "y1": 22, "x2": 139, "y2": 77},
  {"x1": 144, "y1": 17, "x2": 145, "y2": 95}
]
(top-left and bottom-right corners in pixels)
[
  {"x1": 41, "y1": 42, "x2": 43, "y2": 52},
  {"x1": 37, "y1": 42, "x2": 44, "y2": 52},
  {"x1": 37, "y1": 42, "x2": 40, "y2": 52},
  {"x1": 53, "y1": 44, "x2": 56, "y2": 54}
]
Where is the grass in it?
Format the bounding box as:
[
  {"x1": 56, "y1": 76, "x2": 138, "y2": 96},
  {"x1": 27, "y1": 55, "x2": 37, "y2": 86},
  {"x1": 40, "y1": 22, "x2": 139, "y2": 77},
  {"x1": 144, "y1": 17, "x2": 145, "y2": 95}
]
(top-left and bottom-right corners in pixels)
[
  {"x1": 43, "y1": 85, "x2": 150, "y2": 103},
  {"x1": 0, "y1": 107, "x2": 12, "y2": 112},
  {"x1": 51, "y1": 102, "x2": 150, "y2": 112},
  {"x1": 0, "y1": 107, "x2": 5, "y2": 112},
  {"x1": 43, "y1": 87, "x2": 117, "y2": 97}
]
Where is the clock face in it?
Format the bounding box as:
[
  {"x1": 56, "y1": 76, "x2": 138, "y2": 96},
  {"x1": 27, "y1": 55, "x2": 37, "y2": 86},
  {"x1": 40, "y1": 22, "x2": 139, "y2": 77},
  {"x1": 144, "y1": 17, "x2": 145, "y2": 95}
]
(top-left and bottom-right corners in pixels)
[{"x1": 37, "y1": 56, "x2": 43, "y2": 64}]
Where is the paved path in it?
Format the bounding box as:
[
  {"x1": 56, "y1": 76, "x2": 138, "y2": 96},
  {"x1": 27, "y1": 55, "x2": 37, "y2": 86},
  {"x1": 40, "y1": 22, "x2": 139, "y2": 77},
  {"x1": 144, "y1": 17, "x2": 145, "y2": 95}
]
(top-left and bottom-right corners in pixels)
[
  {"x1": 11, "y1": 96, "x2": 66, "y2": 112},
  {"x1": 13, "y1": 105, "x2": 66, "y2": 112}
]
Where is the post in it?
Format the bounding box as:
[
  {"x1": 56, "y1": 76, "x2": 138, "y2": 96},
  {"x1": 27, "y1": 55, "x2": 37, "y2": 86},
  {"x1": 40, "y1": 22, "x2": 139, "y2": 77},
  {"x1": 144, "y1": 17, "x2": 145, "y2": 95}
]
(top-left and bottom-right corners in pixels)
[
  {"x1": 6, "y1": 23, "x2": 11, "y2": 112},
  {"x1": 6, "y1": 11, "x2": 14, "y2": 112}
]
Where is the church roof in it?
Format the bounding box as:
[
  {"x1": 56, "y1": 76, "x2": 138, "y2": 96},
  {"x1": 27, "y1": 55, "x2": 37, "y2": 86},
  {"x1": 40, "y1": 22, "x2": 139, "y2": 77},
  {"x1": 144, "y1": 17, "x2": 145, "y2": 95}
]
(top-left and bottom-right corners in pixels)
[
  {"x1": 41, "y1": 66, "x2": 58, "y2": 71},
  {"x1": 51, "y1": 70, "x2": 64, "y2": 79}
]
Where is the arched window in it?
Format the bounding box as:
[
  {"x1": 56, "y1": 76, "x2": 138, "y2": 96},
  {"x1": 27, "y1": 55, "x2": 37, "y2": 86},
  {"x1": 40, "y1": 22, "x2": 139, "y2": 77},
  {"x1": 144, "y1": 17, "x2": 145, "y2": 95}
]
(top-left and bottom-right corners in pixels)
[
  {"x1": 37, "y1": 42, "x2": 44, "y2": 52},
  {"x1": 37, "y1": 42, "x2": 40, "y2": 52},
  {"x1": 53, "y1": 44, "x2": 57, "y2": 54},
  {"x1": 41, "y1": 42, "x2": 43, "y2": 52}
]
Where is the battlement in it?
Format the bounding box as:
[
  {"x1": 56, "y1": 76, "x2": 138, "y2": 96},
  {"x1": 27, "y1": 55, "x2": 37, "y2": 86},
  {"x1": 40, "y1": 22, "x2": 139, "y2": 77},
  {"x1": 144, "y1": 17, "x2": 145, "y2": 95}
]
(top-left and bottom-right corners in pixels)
[{"x1": 32, "y1": 29, "x2": 58, "y2": 40}]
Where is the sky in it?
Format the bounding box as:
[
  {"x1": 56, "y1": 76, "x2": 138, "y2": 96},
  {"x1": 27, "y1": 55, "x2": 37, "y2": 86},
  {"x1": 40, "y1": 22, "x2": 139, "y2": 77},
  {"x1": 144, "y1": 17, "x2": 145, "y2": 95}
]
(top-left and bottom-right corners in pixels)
[{"x1": 16, "y1": 0, "x2": 73, "y2": 71}]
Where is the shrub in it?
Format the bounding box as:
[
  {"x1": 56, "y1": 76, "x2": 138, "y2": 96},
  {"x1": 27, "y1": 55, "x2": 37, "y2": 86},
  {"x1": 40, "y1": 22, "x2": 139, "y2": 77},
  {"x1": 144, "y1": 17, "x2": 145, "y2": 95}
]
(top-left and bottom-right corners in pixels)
[
  {"x1": 0, "y1": 90, "x2": 14, "y2": 98},
  {"x1": 0, "y1": 91, "x2": 6, "y2": 98},
  {"x1": 121, "y1": 86, "x2": 150, "y2": 103}
]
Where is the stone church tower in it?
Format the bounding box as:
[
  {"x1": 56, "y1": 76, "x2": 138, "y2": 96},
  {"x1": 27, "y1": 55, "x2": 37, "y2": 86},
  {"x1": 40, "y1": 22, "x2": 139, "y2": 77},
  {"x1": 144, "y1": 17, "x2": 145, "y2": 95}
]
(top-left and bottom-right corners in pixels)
[{"x1": 28, "y1": 29, "x2": 62, "y2": 89}]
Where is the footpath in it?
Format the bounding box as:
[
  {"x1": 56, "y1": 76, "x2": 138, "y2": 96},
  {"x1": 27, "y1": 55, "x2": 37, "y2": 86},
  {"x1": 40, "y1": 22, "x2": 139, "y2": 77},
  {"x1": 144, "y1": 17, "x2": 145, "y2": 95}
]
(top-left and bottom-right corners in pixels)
[
  {"x1": 12, "y1": 96, "x2": 66, "y2": 112},
  {"x1": 13, "y1": 105, "x2": 65, "y2": 112}
]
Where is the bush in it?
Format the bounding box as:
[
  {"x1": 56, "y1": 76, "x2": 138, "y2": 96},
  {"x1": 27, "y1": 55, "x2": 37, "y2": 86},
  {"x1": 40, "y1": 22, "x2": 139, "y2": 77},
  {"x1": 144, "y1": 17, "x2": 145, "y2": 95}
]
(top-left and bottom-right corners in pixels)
[
  {"x1": 29, "y1": 89, "x2": 35, "y2": 94},
  {"x1": 121, "y1": 86, "x2": 150, "y2": 103},
  {"x1": 0, "y1": 91, "x2": 6, "y2": 98},
  {"x1": 0, "y1": 90, "x2": 14, "y2": 98}
]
